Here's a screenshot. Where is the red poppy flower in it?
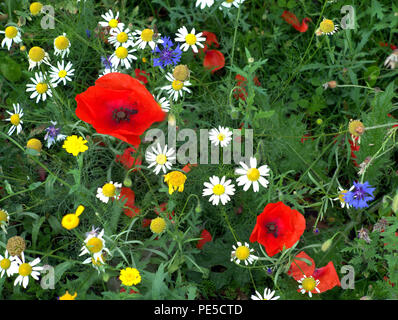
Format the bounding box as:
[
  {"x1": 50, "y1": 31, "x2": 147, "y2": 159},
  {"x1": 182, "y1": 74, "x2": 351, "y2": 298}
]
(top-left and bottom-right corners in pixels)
[
  {"x1": 249, "y1": 202, "x2": 306, "y2": 257},
  {"x1": 154, "y1": 202, "x2": 175, "y2": 221},
  {"x1": 233, "y1": 75, "x2": 261, "y2": 101},
  {"x1": 115, "y1": 147, "x2": 142, "y2": 171},
  {"x1": 75, "y1": 73, "x2": 165, "y2": 147},
  {"x1": 349, "y1": 136, "x2": 360, "y2": 167},
  {"x1": 120, "y1": 288, "x2": 139, "y2": 294},
  {"x1": 288, "y1": 251, "x2": 341, "y2": 294},
  {"x1": 281, "y1": 11, "x2": 311, "y2": 33},
  {"x1": 203, "y1": 31, "x2": 219, "y2": 48},
  {"x1": 203, "y1": 50, "x2": 225, "y2": 74},
  {"x1": 142, "y1": 218, "x2": 151, "y2": 228},
  {"x1": 300, "y1": 133, "x2": 314, "y2": 144},
  {"x1": 119, "y1": 187, "x2": 140, "y2": 218},
  {"x1": 197, "y1": 229, "x2": 213, "y2": 249},
  {"x1": 134, "y1": 69, "x2": 149, "y2": 85}
]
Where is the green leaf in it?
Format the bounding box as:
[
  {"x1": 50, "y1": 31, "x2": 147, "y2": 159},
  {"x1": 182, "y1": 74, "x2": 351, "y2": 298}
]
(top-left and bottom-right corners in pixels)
[
  {"x1": 32, "y1": 216, "x2": 46, "y2": 249},
  {"x1": 0, "y1": 56, "x2": 22, "y2": 82},
  {"x1": 54, "y1": 261, "x2": 76, "y2": 285},
  {"x1": 364, "y1": 66, "x2": 380, "y2": 87},
  {"x1": 287, "y1": 0, "x2": 296, "y2": 8}
]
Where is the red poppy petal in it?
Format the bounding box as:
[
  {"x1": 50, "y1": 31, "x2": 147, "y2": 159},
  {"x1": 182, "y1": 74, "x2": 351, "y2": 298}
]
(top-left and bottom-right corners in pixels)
[
  {"x1": 203, "y1": 50, "x2": 225, "y2": 74},
  {"x1": 197, "y1": 229, "x2": 213, "y2": 249},
  {"x1": 312, "y1": 261, "x2": 341, "y2": 293},
  {"x1": 288, "y1": 251, "x2": 316, "y2": 281}
]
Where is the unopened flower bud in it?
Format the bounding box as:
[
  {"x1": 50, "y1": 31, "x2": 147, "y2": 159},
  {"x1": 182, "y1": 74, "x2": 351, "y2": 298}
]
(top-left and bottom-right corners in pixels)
[
  {"x1": 173, "y1": 65, "x2": 190, "y2": 81},
  {"x1": 321, "y1": 238, "x2": 333, "y2": 252},
  {"x1": 316, "y1": 118, "x2": 323, "y2": 125},
  {"x1": 123, "y1": 177, "x2": 132, "y2": 187}
]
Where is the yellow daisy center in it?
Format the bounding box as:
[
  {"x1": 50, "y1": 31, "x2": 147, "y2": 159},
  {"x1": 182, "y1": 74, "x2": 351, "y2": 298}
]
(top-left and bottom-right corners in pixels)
[
  {"x1": 141, "y1": 29, "x2": 154, "y2": 42},
  {"x1": 5, "y1": 26, "x2": 18, "y2": 39},
  {"x1": 19, "y1": 263, "x2": 32, "y2": 276},
  {"x1": 247, "y1": 168, "x2": 260, "y2": 181},
  {"x1": 10, "y1": 114, "x2": 20, "y2": 126},
  {"x1": 115, "y1": 46, "x2": 128, "y2": 59},
  {"x1": 102, "y1": 183, "x2": 116, "y2": 197},
  {"x1": 150, "y1": 217, "x2": 166, "y2": 234},
  {"x1": 320, "y1": 19, "x2": 335, "y2": 34},
  {"x1": 58, "y1": 70, "x2": 67, "y2": 78},
  {"x1": 217, "y1": 133, "x2": 225, "y2": 141},
  {"x1": 339, "y1": 190, "x2": 348, "y2": 203},
  {"x1": 172, "y1": 80, "x2": 184, "y2": 91},
  {"x1": 30, "y1": 2, "x2": 43, "y2": 15},
  {"x1": 0, "y1": 258, "x2": 11, "y2": 270},
  {"x1": 29, "y1": 46, "x2": 45, "y2": 62},
  {"x1": 108, "y1": 19, "x2": 119, "y2": 28},
  {"x1": 302, "y1": 277, "x2": 317, "y2": 292},
  {"x1": 185, "y1": 33, "x2": 197, "y2": 45},
  {"x1": 212, "y1": 184, "x2": 225, "y2": 196},
  {"x1": 92, "y1": 254, "x2": 105, "y2": 266},
  {"x1": 235, "y1": 246, "x2": 250, "y2": 260},
  {"x1": 26, "y1": 138, "x2": 42, "y2": 152},
  {"x1": 226, "y1": 0, "x2": 234, "y2": 2},
  {"x1": 116, "y1": 32, "x2": 128, "y2": 43},
  {"x1": 0, "y1": 210, "x2": 7, "y2": 222},
  {"x1": 156, "y1": 154, "x2": 167, "y2": 165},
  {"x1": 87, "y1": 237, "x2": 103, "y2": 253},
  {"x1": 36, "y1": 83, "x2": 48, "y2": 94},
  {"x1": 54, "y1": 35, "x2": 70, "y2": 50}
]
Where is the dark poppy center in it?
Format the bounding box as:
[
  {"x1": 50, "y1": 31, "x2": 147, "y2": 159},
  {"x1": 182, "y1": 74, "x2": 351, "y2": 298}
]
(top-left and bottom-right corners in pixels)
[
  {"x1": 266, "y1": 222, "x2": 278, "y2": 238},
  {"x1": 112, "y1": 106, "x2": 138, "y2": 123}
]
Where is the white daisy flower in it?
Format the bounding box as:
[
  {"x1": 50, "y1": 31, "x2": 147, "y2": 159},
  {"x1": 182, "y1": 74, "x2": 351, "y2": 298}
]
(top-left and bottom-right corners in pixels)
[
  {"x1": 98, "y1": 10, "x2": 124, "y2": 31},
  {"x1": 174, "y1": 26, "x2": 206, "y2": 53},
  {"x1": 235, "y1": 157, "x2": 270, "y2": 192},
  {"x1": 54, "y1": 33, "x2": 71, "y2": 58},
  {"x1": 0, "y1": 26, "x2": 22, "y2": 50},
  {"x1": 145, "y1": 143, "x2": 176, "y2": 175},
  {"x1": 108, "y1": 26, "x2": 135, "y2": 48},
  {"x1": 384, "y1": 49, "x2": 398, "y2": 69},
  {"x1": 298, "y1": 275, "x2": 320, "y2": 298},
  {"x1": 196, "y1": 0, "x2": 215, "y2": 9},
  {"x1": 161, "y1": 72, "x2": 192, "y2": 101},
  {"x1": 202, "y1": 175, "x2": 235, "y2": 206},
  {"x1": 0, "y1": 250, "x2": 17, "y2": 278},
  {"x1": 110, "y1": 45, "x2": 137, "y2": 69},
  {"x1": 26, "y1": 72, "x2": 53, "y2": 104},
  {"x1": 98, "y1": 67, "x2": 119, "y2": 78},
  {"x1": 13, "y1": 252, "x2": 43, "y2": 289},
  {"x1": 153, "y1": 94, "x2": 171, "y2": 112},
  {"x1": 133, "y1": 28, "x2": 162, "y2": 50},
  {"x1": 5, "y1": 103, "x2": 24, "y2": 136},
  {"x1": 316, "y1": 18, "x2": 339, "y2": 36},
  {"x1": 209, "y1": 126, "x2": 233, "y2": 148},
  {"x1": 27, "y1": 46, "x2": 50, "y2": 70},
  {"x1": 79, "y1": 228, "x2": 110, "y2": 265},
  {"x1": 49, "y1": 60, "x2": 75, "y2": 86},
  {"x1": 230, "y1": 241, "x2": 257, "y2": 265},
  {"x1": 220, "y1": 0, "x2": 245, "y2": 9},
  {"x1": 333, "y1": 185, "x2": 354, "y2": 209},
  {"x1": 251, "y1": 288, "x2": 280, "y2": 300},
  {"x1": 96, "y1": 181, "x2": 122, "y2": 203}
]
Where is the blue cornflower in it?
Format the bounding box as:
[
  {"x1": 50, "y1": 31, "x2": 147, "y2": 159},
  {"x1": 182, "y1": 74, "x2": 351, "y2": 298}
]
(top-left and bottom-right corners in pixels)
[
  {"x1": 85, "y1": 29, "x2": 91, "y2": 38},
  {"x1": 101, "y1": 56, "x2": 112, "y2": 69},
  {"x1": 343, "y1": 181, "x2": 375, "y2": 209},
  {"x1": 152, "y1": 36, "x2": 182, "y2": 69},
  {"x1": 44, "y1": 121, "x2": 67, "y2": 148}
]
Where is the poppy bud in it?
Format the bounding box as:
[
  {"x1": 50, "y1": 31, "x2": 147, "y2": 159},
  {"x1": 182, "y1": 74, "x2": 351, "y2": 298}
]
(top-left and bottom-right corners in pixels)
[
  {"x1": 392, "y1": 191, "x2": 398, "y2": 214},
  {"x1": 321, "y1": 238, "x2": 333, "y2": 252},
  {"x1": 103, "y1": 273, "x2": 110, "y2": 282},
  {"x1": 173, "y1": 65, "x2": 190, "y2": 81},
  {"x1": 316, "y1": 118, "x2": 323, "y2": 125},
  {"x1": 123, "y1": 177, "x2": 132, "y2": 187},
  {"x1": 195, "y1": 202, "x2": 201, "y2": 213}
]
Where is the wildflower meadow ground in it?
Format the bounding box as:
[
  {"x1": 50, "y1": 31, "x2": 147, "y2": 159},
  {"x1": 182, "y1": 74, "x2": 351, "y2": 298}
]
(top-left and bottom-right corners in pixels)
[{"x1": 0, "y1": 0, "x2": 398, "y2": 302}]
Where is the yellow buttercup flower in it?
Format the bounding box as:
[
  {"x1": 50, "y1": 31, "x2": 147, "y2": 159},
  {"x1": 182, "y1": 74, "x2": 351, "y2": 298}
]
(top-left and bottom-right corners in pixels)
[
  {"x1": 150, "y1": 217, "x2": 166, "y2": 234},
  {"x1": 164, "y1": 171, "x2": 187, "y2": 195},
  {"x1": 61, "y1": 205, "x2": 84, "y2": 230},
  {"x1": 62, "y1": 135, "x2": 88, "y2": 156},
  {"x1": 59, "y1": 291, "x2": 77, "y2": 300},
  {"x1": 119, "y1": 267, "x2": 141, "y2": 286}
]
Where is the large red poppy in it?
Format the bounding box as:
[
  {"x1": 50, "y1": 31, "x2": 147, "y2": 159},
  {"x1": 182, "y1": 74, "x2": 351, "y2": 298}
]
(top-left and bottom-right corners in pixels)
[
  {"x1": 203, "y1": 50, "x2": 225, "y2": 74},
  {"x1": 197, "y1": 229, "x2": 213, "y2": 250},
  {"x1": 75, "y1": 73, "x2": 165, "y2": 147},
  {"x1": 288, "y1": 251, "x2": 341, "y2": 294},
  {"x1": 249, "y1": 202, "x2": 306, "y2": 257}
]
